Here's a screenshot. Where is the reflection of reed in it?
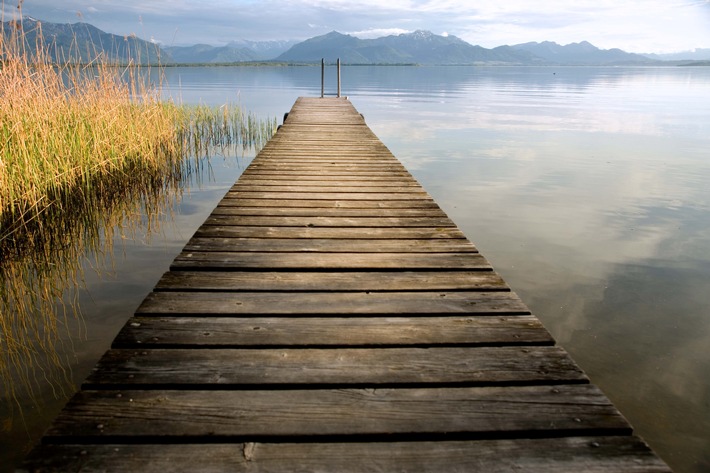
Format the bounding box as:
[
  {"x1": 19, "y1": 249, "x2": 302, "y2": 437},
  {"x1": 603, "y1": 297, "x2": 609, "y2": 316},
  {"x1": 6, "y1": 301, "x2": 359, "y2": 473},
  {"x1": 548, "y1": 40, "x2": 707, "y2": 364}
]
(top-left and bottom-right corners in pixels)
[
  {"x1": 0, "y1": 110, "x2": 275, "y2": 408},
  {"x1": 0, "y1": 166, "x2": 183, "y2": 403},
  {"x1": 0, "y1": 18, "x2": 276, "y2": 409}
]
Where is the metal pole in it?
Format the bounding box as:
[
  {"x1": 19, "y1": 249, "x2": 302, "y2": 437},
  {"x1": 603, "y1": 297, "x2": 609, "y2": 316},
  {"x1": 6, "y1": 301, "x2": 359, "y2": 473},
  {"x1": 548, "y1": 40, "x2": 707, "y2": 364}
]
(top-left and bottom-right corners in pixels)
[
  {"x1": 321, "y1": 59, "x2": 325, "y2": 98},
  {"x1": 337, "y1": 58, "x2": 341, "y2": 98}
]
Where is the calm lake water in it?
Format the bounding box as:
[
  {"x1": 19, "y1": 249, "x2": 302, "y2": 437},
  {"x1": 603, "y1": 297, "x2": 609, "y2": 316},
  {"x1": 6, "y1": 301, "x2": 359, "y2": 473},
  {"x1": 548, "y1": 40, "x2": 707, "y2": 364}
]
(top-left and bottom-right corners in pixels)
[{"x1": 2, "y1": 65, "x2": 710, "y2": 472}]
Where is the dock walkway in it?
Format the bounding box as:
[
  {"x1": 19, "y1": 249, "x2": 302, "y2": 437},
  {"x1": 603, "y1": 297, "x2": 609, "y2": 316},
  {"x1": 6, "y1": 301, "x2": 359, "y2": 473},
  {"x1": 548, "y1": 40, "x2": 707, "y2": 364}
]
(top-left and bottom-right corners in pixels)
[{"x1": 21, "y1": 98, "x2": 671, "y2": 472}]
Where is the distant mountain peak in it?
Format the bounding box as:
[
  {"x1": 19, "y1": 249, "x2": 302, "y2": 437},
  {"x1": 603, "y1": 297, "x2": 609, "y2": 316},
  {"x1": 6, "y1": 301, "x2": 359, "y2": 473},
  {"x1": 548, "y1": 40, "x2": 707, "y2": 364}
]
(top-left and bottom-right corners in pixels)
[
  {"x1": 511, "y1": 40, "x2": 652, "y2": 65},
  {"x1": 4, "y1": 16, "x2": 163, "y2": 64},
  {"x1": 277, "y1": 29, "x2": 536, "y2": 65},
  {"x1": 324, "y1": 31, "x2": 353, "y2": 38},
  {"x1": 410, "y1": 30, "x2": 434, "y2": 38}
]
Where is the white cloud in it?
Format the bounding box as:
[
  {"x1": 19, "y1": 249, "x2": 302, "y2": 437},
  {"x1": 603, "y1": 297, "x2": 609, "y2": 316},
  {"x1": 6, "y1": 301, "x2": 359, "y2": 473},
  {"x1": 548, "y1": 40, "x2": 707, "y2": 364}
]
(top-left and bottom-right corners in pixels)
[
  {"x1": 349, "y1": 28, "x2": 411, "y2": 38},
  {"x1": 17, "y1": 0, "x2": 710, "y2": 52}
]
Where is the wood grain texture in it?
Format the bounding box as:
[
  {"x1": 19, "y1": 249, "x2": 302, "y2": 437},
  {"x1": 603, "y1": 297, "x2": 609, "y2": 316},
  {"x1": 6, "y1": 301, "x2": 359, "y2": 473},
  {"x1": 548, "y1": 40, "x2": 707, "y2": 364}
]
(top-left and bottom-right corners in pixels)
[
  {"x1": 182, "y1": 237, "x2": 477, "y2": 253},
  {"x1": 193, "y1": 226, "x2": 467, "y2": 239},
  {"x1": 211, "y1": 207, "x2": 449, "y2": 217},
  {"x1": 20, "y1": 437, "x2": 673, "y2": 473},
  {"x1": 215, "y1": 198, "x2": 442, "y2": 209},
  {"x1": 45, "y1": 385, "x2": 630, "y2": 440},
  {"x1": 153, "y1": 270, "x2": 506, "y2": 291},
  {"x1": 202, "y1": 215, "x2": 456, "y2": 227},
  {"x1": 85, "y1": 346, "x2": 587, "y2": 387},
  {"x1": 136, "y1": 291, "x2": 529, "y2": 316},
  {"x1": 170, "y1": 252, "x2": 491, "y2": 270},
  {"x1": 226, "y1": 191, "x2": 432, "y2": 201},
  {"x1": 114, "y1": 315, "x2": 552, "y2": 348}
]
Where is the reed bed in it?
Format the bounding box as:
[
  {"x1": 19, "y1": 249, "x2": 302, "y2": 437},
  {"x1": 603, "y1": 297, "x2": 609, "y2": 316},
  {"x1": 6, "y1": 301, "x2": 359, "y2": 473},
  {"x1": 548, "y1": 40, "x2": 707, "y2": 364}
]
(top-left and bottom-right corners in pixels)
[{"x1": 0, "y1": 18, "x2": 276, "y2": 406}]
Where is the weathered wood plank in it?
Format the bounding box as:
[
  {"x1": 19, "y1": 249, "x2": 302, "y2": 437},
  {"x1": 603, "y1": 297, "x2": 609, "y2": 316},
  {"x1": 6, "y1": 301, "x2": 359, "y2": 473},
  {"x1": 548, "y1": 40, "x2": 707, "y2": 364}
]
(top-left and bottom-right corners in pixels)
[
  {"x1": 230, "y1": 185, "x2": 424, "y2": 193},
  {"x1": 238, "y1": 175, "x2": 416, "y2": 182},
  {"x1": 251, "y1": 156, "x2": 399, "y2": 162},
  {"x1": 183, "y1": 237, "x2": 477, "y2": 253},
  {"x1": 193, "y1": 226, "x2": 467, "y2": 239},
  {"x1": 154, "y1": 270, "x2": 505, "y2": 292},
  {"x1": 226, "y1": 191, "x2": 433, "y2": 201},
  {"x1": 203, "y1": 215, "x2": 455, "y2": 227},
  {"x1": 43, "y1": 385, "x2": 631, "y2": 440},
  {"x1": 216, "y1": 199, "x2": 441, "y2": 209},
  {"x1": 136, "y1": 291, "x2": 529, "y2": 316},
  {"x1": 85, "y1": 346, "x2": 587, "y2": 387},
  {"x1": 235, "y1": 180, "x2": 421, "y2": 188},
  {"x1": 242, "y1": 170, "x2": 414, "y2": 178},
  {"x1": 242, "y1": 167, "x2": 410, "y2": 174},
  {"x1": 212, "y1": 207, "x2": 449, "y2": 218},
  {"x1": 170, "y1": 252, "x2": 490, "y2": 270},
  {"x1": 114, "y1": 315, "x2": 551, "y2": 347},
  {"x1": 20, "y1": 437, "x2": 673, "y2": 473}
]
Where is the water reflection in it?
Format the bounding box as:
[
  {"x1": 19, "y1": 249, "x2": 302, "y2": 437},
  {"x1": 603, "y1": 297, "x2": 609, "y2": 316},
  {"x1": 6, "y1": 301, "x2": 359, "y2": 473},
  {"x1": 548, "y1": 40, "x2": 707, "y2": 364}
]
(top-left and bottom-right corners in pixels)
[
  {"x1": 0, "y1": 163, "x2": 187, "y2": 401},
  {"x1": 342, "y1": 66, "x2": 710, "y2": 473}
]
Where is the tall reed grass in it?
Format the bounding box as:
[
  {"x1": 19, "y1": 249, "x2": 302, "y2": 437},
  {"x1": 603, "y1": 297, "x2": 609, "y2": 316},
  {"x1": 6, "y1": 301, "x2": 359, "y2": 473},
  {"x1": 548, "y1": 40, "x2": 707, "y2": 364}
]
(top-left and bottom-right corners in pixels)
[{"x1": 0, "y1": 15, "x2": 276, "y2": 407}]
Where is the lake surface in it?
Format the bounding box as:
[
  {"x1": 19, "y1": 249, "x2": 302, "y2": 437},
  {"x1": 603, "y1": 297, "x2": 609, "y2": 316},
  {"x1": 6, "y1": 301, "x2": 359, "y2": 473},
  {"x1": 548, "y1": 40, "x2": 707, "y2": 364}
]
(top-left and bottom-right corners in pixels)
[{"x1": 2, "y1": 65, "x2": 710, "y2": 472}]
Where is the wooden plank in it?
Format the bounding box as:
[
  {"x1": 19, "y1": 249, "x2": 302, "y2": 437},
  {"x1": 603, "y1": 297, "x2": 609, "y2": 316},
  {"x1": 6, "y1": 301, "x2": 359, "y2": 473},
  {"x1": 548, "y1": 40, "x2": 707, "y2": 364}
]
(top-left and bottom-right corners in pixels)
[
  {"x1": 183, "y1": 238, "x2": 477, "y2": 253},
  {"x1": 203, "y1": 216, "x2": 455, "y2": 227},
  {"x1": 136, "y1": 291, "x2": 529, "y2": 316},
  {"x1": 85, "y1": 346, "x2": 587, "y2": 387},
  {"x1": 216, "y1": 199, "x2": 441, "y2": 209},
  {"x1": 114, "y1": 315, "x2": 552, "y2": 347},
  {"x1": 230, "y1": 186, "x2": 425, "y2": 194},
  {"x1": 193, "y1": 226, "x2": 467, "y2": 239},
  {"x1": 170, "y1": 252, "x2": 490, "y2": 270},
  {"x1": 242, "y1": 166, "x2": 410, "y2": 173},
  {"x1": 235, "y1": 180, "x2": 421, "y2": 187},
  {"x1": 212, "y1": 207, "x2": 449, "y2": 217},
  {"x1": 226, "y1": 191, "x2": 433, "y2": 201},
  {"x1": 238, "y1": 174, "x2": 416, "y2": 182},
  {"x1": 154, "y1": 270, "x2": 506, "y2": 291},
  {"x1": 252, "y1": 156, "x2": 399, "y2": 161},
  {"x1": 20, "y1": 437, "x2": 673, "y2": 473},
  {"x1": 242, "y1": 170, "x2": 414, "y2": 177},
  {"x1": 43, "y1": 385, "x2": 631, "y2": 440}
]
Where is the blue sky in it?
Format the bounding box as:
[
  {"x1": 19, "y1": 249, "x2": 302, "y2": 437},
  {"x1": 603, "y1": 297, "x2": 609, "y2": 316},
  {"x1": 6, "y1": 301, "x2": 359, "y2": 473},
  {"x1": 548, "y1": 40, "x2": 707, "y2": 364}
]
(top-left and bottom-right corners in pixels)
[{"x1": 7, "y1": 0, "x2": 710, "y2": 52}]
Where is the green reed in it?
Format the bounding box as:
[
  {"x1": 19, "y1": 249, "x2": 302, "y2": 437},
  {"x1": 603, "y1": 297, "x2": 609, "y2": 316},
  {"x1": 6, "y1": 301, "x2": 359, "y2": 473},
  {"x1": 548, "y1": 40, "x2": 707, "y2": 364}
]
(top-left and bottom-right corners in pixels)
[{"x1": 0, "y1": 15, "x2": 276, "y2": 406}]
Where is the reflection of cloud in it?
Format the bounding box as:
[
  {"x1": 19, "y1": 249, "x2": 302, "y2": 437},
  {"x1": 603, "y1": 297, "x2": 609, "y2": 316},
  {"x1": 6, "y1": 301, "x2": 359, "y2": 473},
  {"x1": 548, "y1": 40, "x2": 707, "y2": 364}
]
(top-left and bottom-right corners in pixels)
[{"x1": 360, "y1": 69, "x2": 710, "y2": 471}]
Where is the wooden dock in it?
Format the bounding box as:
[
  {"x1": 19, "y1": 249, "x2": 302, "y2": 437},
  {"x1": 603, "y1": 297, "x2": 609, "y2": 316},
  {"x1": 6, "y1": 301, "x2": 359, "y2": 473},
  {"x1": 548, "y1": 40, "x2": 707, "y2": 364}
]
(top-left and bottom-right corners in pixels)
[{"x1": 21, "y1": 98, "x2": 671, "y2": 472}]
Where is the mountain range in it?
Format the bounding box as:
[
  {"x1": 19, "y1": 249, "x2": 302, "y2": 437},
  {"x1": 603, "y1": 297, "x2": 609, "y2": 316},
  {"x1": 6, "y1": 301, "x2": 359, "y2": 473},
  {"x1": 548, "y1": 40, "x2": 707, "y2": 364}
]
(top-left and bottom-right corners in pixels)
[
  {"x1": 3, "y1": 17, "x2": 702, "y2": 66},
  {"x1": 3, "y1": 17, "x2": 163, "y2": 64}
]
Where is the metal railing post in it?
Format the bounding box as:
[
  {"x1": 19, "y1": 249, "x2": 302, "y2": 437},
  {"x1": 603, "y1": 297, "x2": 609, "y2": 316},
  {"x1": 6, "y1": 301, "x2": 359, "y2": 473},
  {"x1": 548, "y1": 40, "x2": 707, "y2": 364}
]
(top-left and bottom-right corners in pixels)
[
  {"x1": 320, "y1": 58, "x2": 343, "y2": 98},
  {"x1": 337, "y1": 58, "x2": 341, "y2": 98}
]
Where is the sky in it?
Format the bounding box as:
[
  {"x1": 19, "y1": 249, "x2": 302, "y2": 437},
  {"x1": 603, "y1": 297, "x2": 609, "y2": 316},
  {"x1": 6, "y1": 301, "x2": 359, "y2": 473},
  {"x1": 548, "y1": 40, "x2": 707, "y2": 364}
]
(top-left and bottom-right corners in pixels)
[{"x1": 6, "y1": 0, "x2": 710, "y2": 53}]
